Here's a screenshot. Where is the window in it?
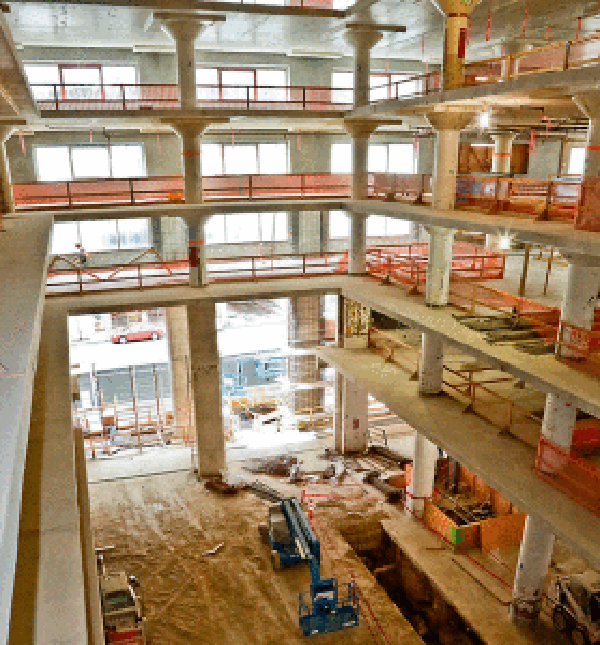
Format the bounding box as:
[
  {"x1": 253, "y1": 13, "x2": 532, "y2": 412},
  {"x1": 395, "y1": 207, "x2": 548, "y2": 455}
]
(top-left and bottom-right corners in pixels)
[
  {"x1": 205, "y1": 212, "x2": 287, "y2": 244},
  {"x1": 568, "y1": 147, "x2": 586, "y2": 175},
  {"x1": 51, "y1": 218, "x2": 150, "y2": 255},
  {"x1": 332, "y1": 71, "x2": 353, "y2": 105},
  {"x1": 201, "y1": 142, "x2": 288, "y2": 176},
  {"x1": 367, "y1": 216, "x2": 410, "y2": 237},
  {"x1": 24, "y1": 63, "x2": 137, "y2": 103},
  {"x1": 196, "y1": 66, "x2": 288, "y2": 102},
  {"x1": 329, "y1": 210, "x2": 350, "y2": 238},
  {"x1": 330, "y1": 142, "x2": 415, "y2": 174},
  {"x1": 34, "y1": 144, "x2": 146, "y2": 181},
  {"x1": 332, "y1": 70, "x2": 421, "y2": 102}
]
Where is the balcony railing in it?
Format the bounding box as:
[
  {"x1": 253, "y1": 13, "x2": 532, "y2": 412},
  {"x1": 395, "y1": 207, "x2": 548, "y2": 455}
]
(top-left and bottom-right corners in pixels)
[
  {"x1": 32, "y1": 83, "x2": 353, "y2": 112},
  {"x1": 370, "y1": 31, "x2": 600, "y2": 103}
]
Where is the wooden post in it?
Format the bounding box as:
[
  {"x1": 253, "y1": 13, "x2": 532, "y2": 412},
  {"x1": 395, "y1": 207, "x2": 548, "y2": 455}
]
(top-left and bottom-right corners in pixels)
[{"x1": 518, "y1": 243, "x2": 531, "y2": 297}]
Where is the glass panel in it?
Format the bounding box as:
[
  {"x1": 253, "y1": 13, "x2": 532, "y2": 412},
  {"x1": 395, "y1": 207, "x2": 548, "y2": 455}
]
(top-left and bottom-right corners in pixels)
[
  {"x1": 329, "y1": 210, "x2": 349, "y2": 238},
  {"x1": 202, "y1": 143, "x2": 223, "y2": 176},
  {"x1": 258, "y1": 143, "x2": 287, "y2": 174},
  {"x1": 256, "y1": 69, "x2": 287, "y2": 102},
  {"x1": 391, "y1": 73, "x2": 419, "y2": 98},
  {"x1": 569, "y1": 147, "x2": 586, "y2": 175},
  {"x1": 261, "y1": 212, "x2": 287, "y2": 241},
  {"x1": 222, "y1": 70, "x2": 255, "y2": 101},
  {"x1": 331, "y1": 142, "x2": 351, "y2": 173},
  {"x1": 117, "y1": 218, "x2": 150, "y2": 249},
  {"x1": 196, "y1": 67, "x2": 219, "y2": 101},
  {"x1": 205, "y1": 214, "x2": 226, "y2": 244},
  {"x1": 370, "y1": 74, "x2": 389, "y2": 102},
  {"x1": 111, "y1": 144, "x2": 145, "y2": 178},
  {"x1": 51, "y1": 221, "x2": 79, "y2": 255},
  {"x1": 368, "y1": 144, "x2": 388, "y2": 173},
  {"x1": 225, "y1": 213, "x2": 260, "y2": 243},
  {"x1": 388, "y1": 143, "x2": 415, "y2": 173},
  {"x1": 224, "y1": 145, "x2": 257, "y2": 175},
  {"x1": 71, "y1": 147, "x2": 111, "y2": 179},
  {"x1": 332, "y1": 71, "x2": 353, "y2": 105},
  {"x1": 79, "y1": 220, "x2": 118, "y2": 252},
  {"x1": 35, "y1": 146, "x2": 72, "y2": 181},
  {"x1": 62, "y1": 67, "x2": 102, "y2": 100},
  {"x1": 24, "y1": 64, "x2": 60, "y2": 101},
  {"x1": 102, "y1": 66, "x2": 136, "y2": 100},
  {"x1": 367, "y1": 214, "x2": 387, "y2": 236},
  {"x1": 386, "y1": 218, "x2": 411, "y2": 235}
]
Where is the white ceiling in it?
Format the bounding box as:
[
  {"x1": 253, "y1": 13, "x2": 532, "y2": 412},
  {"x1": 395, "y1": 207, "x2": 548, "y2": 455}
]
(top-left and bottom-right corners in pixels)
[{"x1": 6, "y1": 1, "x2": 600, "y2": 62}]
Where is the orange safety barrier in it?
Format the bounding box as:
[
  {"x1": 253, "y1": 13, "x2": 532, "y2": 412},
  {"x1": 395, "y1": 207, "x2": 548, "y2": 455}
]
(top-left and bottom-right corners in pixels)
[{"x1": 534, "y1": 435, "x2": 600, "y2": 517}]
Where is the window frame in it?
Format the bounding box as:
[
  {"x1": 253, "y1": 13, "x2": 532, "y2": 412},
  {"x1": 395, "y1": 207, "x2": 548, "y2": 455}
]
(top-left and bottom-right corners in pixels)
[
  {"x1": 197, "y1": 65, "x2": 288, "y2": 102},
  {"x1": 51, "y1": 218, "x2": 151, "y2": 255},
  {"x1": 202, "y1": 141, "x2": 289, "y2": 176}
]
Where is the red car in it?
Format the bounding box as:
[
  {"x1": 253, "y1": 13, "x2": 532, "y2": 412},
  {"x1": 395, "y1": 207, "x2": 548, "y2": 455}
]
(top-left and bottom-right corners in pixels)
[{"x1": 111, "y1": 329, "x2": 163, "y2": 344}]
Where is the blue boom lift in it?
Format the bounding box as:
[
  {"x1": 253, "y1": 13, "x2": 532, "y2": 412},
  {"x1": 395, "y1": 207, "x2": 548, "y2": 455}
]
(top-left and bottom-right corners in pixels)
[{"x1": 262, "y1": 497, "x2": 359, "y2": 637}]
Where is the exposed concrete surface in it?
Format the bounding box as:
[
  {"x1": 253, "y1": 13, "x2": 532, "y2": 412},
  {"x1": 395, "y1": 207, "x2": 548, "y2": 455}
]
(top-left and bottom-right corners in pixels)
[{"x1": 318, "y1": 341, "x2": 600, "y2": 569}]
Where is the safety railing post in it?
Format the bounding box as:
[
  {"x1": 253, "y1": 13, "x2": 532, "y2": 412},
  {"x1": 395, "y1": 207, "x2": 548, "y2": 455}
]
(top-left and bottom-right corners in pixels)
[
  {"x1": 302, "y1": 86, "x2": 306, "y2": 110},
  {"x1": 129, "y1": 179, "x2": 135, "y2": 205},
  {"x1": 303, "y1": 254, "x2": 306, "y2": 276},
  {"x1": 54, "y1": 84, "x2": 59, "y2": 110},
  {"x1": 138, "y1": 263, "x2": 142, "y2": 289},
  {"x1": 564, "y1": 41, "x2": 571, "y2": 70},
  {"x1": 301, "y1": 173, "x2": 305, "y2": 198},
  {"x1": 248, "y1": 175, "x2": 253, "y2": 200},
  {"x1": 246, "y1": 85, "x2": 250, "y2": 110},
  {"x1": 252, "y1": 256, "x2": 256, "y2": 281},
  {"x1": 121, "y1": 84, "x2": 126, "y2": 110},
  {"x1": 67, "y1": 182, "x2": 73, "y2": 208},
  {"x1": 78, "y1": 266, "x2": 83, "y2": 294}
]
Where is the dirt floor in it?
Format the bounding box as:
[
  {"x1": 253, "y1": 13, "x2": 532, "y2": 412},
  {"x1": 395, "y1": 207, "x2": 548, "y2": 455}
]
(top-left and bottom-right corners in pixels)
[{"x1": 89, "y1": 467, "x2": 422, "y2": 645}]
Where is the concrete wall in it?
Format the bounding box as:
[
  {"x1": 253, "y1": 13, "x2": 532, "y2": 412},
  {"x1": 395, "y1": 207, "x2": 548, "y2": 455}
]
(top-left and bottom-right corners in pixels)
[{"x1": 527, "y1": 138, "x2": 562, "y2": 179}]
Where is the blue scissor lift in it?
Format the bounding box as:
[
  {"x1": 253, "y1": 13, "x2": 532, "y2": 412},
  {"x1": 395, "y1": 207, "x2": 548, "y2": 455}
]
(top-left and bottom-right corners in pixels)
[{"x1": 264, "y1": 497, "x2": 359, "y2": 637}]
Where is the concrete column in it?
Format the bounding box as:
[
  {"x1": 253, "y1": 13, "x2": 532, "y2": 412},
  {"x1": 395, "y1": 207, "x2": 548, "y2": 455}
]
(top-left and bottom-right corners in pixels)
[
  {"x1": 541, "y1": 391, "x2": 578, "y2": 450},
  {"x1": 430, "y1": 0, "x2": 482, "y2": 90},
  {"x1": 156, "y1": 12, "x2": 225, "y2": 110},
  {"x1": 345, "y1": 119, "x2": 377, "y2": 201},
  {"x1": 74, "y1": 427, "x2": 104, "y2": 645},
  {"x1": 425, "y1": 225, "x2": 454, "y2": 306},
  {"x1": 9, "y1": 307, "x2": 88, "y2": 644},
  {"x1": 344, "y1": 12, "x2": 382, "y2": 109},
  {"x1": 342, "y1": 378, "x2": 369, "y2": 453},
  {"x1": 557, "y1": 253, "x2": 600, "y2": 358},
  {"x1": 426, "y1": 112, "x2": 473, "y2": 210},
  {"x1": 349, "y1": 211, "x2": 367, "y2": 274},
  {"x1": 319, "y1": 210, "x2": 329, "y2": 253},
  {"x1": 0, "y1": 126, "x2": 14, "y2": 217},
  {"x1": 166, "y1": 306, "x2": 194, "y2": 440},
  {"x1": 187, "y1": 300, "x2": 225, "y2": 478},
  {"x1": 406, "y1": 432, "x2": 438, "y2": 519},
  {"x1": 289, "y1": 210, "x2": 300, "y2": 254},
  {"x1": 186, "y1": 216, "x2": 207, "y2": 287},
  {"x1": 335, "y1": 294, "x2": 345, "y2": 348},
  {"x1": 333, "y1": 371, "x2": 344, "y2": 452},
  {"x1": 419, "y1": 333, "x2": 445, "y2": 395},
  {"x1": 500, "y1": 40, "x2": 532, "y2": 80},
  {"x1": 510, "y1": 515, "x2": 555, "y2": 622},
  {"x1": 492, "y1": 132, "x2": 516, "y2": 174}
]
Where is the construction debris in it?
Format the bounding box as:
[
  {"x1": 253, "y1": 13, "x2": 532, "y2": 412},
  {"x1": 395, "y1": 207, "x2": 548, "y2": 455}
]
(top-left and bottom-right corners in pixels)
[
  {"x1": 202, "y1": 542, "x2": 225, "y2": 556},
  {"x1": 204, "y1": 476, "x2": 243, "y2": 496},
  {"x1": 363, "y1": 471, "x2": 405, "y2": 503},
  {"x1": 242, "y1": 455, "x2": 299, "y2": 476},
  {"x1": 245, "y1": 480, "x2": 285, "y2": 503}
]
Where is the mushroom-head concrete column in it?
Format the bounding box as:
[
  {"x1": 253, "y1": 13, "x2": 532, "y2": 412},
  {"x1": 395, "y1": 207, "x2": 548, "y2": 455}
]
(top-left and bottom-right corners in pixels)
[
  {"x1": 344, "y1": 118, "x2": 378, "y2": 201},
  {"x1": 430, "y1": 0, "x2": 483, "y2": 90},
  {"x1": 426, "y1": 111, "x2": 474, "y2": 210},
  {"x1": 492, "y1": 132, "x2": 516, "y2": 174},
  {"x1": 419, "y1": 332, "x2": 445, "y2": 395},
  {"x1": 425, "y1": 225, "x2": 455, "y2": 306},
  {"x1": 349, "y1": 211, "x2": 368, "y2": 274},
  {"x1": 510, "y1": 515, "x2": 555, "y2": 623},
  {"x1": 573, "y1": 92, "x2": 600, "y2": 230},
  {"x1": 406, "y1": 432, "x2": 438, "y2": 519},
  {"x1": 344, "y1": 18, "x2": 382, "y2": 109},
  {"x1": 500, "y1": 39, "x2": 532, "y2": 80},
  {"x1": 341, "y1": 378, "x2": 369, "y2": 453},
  {"x1": 156, "y1": 12, "x2": 226, "y2": 111}
]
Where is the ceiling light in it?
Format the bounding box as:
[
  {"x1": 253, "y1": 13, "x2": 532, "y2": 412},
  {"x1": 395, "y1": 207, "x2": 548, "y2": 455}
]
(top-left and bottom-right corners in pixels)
[{"x1": 479, "y1": 111, "x2": 491, "y2": 129}]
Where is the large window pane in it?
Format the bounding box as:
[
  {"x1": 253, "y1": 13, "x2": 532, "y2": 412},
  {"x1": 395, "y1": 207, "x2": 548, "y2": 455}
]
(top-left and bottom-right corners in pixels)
[
  {"x1": 391, "y1": 74, "x2": 419, "y2": 99},
  {"x1": 367, "y1": 215, "x2": 387, "y2": 236},
  {"x1": 329, "y1": 210, "x2": 349, "y2": 238},
  {"x1": 62, "y1": 67, "x2": 102, "y2": 100},
  {"x1": 111, "y1": 144, "x2": 145, "y2": 178},
  {"x1": 222, "y1": 70, "x2": 255, "y2": 101},
  {"x1": 205, "y1": 214, "x2": 226, "y2": 244},
  {"x1": 388, "y1": 143, "x2": 415, "y2": 173},
  {"x1": 226, "y1": 213, "x2": 260, "y2": 243},
  {"x1": 331, "y1": 143, "x2": 351, "y2": 173},
  {"x1": 202, "y1": 143, "x2": 224, "y2": 176},
  {"x1": 51, "y1": 221, "x2": 79, "y2": 255},
  {"x1": 386, "y1": 218, "x2": 411, "y2": 235},
  {"x1": 224, "y1": 145, "x2": 257, "y2": 175},
  {"x1": 197, "y1": 67, "x2": 219, "y2": 101},
  {"x1": 79, "y1": 220, "x2": 118, "y2": 252},
  {"x1": 258, "y1": 143, "x2": 287, "y2": 174},
  {"x1": 256, "y1": 69, "x2": 287, "y2": 102},
  {"x1": 117, "y1": 218, "x2": 149, "y2": 249},
  {"x1": 370, "y1": 74, "x2": 388, "y2": 102},
  {"x1": 368, "y1": 144, "x2": 388, "y2": 173},
  {"x1": 261, "y1": 212, "x2": 287, "y2": 241},
  {"x1": 569, "y1": 147, "x2": 586, "y2": 175},
  {"x1": 35, "y1": 146, "x2": 72, "y2": 181},
  {"x1": 332, "y1": 71, "x2": 353, "y2": 105},
  {"x1": 102, "y1": 66, "x2": 136, "y2": 100},
  {"x1": 25, "y1": 64, "x2": 60, "y2": 101},
  {"x1": 71, "y1": 147, "x2": 111, "y2": 179}
]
